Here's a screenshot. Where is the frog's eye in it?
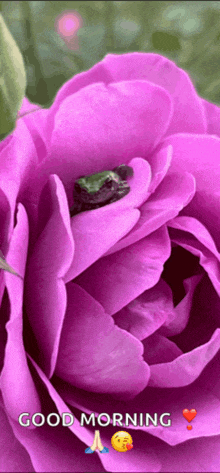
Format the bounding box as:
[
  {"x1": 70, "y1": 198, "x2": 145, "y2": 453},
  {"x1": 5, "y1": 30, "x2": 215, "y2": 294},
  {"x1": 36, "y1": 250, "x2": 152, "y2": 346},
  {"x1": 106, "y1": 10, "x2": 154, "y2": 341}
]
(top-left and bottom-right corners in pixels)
[
  {"x1": 104, "y1": 177, "x2": 116, "y2": 188},
  {"x1": 113, "y1": 164, "x2": 133, "y2": 180}
]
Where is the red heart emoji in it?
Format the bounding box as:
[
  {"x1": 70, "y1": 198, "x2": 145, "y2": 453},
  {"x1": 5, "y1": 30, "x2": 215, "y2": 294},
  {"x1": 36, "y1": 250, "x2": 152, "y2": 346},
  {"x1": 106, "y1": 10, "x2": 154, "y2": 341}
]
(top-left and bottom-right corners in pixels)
[
  {"x1": 126, "y1": 443, "x2": 133, "y2": 450},
  {"x1": 182, "y1": 409, "x2": 197, "y2": 423}
]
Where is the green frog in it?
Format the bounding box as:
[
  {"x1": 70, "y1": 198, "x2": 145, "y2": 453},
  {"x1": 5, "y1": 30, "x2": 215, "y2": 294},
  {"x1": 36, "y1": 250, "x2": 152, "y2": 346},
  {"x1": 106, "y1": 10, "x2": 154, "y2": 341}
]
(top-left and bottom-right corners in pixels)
[{"x1": 70, "y1": 164, "x2": 133, "y2": 216}]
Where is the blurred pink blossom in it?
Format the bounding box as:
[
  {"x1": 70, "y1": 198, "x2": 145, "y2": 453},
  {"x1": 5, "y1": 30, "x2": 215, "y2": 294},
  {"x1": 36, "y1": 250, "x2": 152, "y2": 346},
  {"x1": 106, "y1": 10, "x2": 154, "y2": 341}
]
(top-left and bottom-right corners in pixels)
[{"x1": 55, "y1": 11, "x2": 83, "y2": 50}]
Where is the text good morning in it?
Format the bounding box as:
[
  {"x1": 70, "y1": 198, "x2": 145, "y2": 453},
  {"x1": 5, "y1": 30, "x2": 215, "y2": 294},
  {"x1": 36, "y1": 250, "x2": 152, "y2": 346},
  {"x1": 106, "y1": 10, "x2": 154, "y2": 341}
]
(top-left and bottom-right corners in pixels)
[{"x1": 18, "y1": 412, "x2": 172, "y2": 427}]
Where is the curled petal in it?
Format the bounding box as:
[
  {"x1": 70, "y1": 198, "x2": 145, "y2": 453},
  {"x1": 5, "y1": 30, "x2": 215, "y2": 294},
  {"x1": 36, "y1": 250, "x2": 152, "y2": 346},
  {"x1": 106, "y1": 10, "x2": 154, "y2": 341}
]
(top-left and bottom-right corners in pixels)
[
  {"x1": 0, "y1": 402, "x2": 34, "y2": 471},
  {"x1": 105, "y1": 172, "x2": 195, "y2": 257},
  {"x1": 101, "y1": 53, "x2": 207, "y2": 135},
  {"x1": 202, "y1": 98, "x2": 220, "y2": 138},
  {"x1": 77, "y1": 225, "x2": 171, "y2": 316},
  {"x1": 55, "y1": 283, "x2": 150, "y2": 398},
  {"x1": 25, "y1": 175, "x2": 74, "y2": 378},
  {"x1": 149, "y1": 328, "x2": 220, "y2": 387},
  {"x1": 1, "y1": 204, "x2": 41, "y2": 423},
  {"x1": 114, "y1": 279, "x2": 173, "y2": 340}
]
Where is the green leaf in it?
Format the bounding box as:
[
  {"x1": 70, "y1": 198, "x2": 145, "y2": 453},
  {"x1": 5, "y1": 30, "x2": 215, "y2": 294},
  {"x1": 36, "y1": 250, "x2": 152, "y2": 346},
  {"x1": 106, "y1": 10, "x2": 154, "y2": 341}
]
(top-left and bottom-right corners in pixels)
[
  {"x1": 0, "y1": 250, "x2": 22, "y2": 279},
  {"x1": 0, "y1": 13, "x2": 26, "y2": 139}
]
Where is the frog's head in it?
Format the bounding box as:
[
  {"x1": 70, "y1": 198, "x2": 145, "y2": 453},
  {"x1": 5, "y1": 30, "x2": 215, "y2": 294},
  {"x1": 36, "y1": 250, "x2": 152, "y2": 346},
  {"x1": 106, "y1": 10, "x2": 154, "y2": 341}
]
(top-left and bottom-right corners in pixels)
[{"x1": 74, "y1": 171, "x2": 120, "y2": 204}]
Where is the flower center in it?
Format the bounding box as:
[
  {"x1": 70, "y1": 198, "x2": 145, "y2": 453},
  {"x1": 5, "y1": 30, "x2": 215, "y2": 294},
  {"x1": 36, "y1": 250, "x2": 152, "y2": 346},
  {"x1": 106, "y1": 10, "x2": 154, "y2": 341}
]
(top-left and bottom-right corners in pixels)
[{"x1": 70, "y1": 164, "x2": 133, "y2": 216}]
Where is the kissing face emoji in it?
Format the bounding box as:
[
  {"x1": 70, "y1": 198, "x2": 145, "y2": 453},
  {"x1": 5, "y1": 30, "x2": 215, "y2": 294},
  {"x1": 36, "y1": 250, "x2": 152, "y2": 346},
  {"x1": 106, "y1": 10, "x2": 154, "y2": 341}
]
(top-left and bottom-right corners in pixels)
[{"x1": 111, "y1": 431, "x2": 133, "y2": 452}]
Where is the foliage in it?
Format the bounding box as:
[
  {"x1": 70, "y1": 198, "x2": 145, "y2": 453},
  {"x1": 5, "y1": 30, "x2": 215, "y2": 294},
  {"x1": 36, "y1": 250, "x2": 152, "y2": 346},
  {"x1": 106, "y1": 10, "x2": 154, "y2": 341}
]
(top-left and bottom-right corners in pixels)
[
  {"x1": 0, "y1": 12, "x2": 26, "y2": 138},
  {"x1": 1, "y1": 1, "x2": 220, "y2": 107}
]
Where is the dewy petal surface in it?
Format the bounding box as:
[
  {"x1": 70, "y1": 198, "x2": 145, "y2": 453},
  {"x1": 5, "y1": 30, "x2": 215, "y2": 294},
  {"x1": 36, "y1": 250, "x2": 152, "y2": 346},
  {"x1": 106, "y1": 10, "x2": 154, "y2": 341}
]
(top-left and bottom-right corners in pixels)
[
  {"x1": 76, "y1": 225, "x2": 171, "y2": 316},
  {"x1": 24, "y1": 175, "x2": 74, "y2": 378},
  {"x1": 55, "y1": 283, "x2": 150, "y2": 398},
  {"x1": 0, "y1": 204, "x2": 41, "y2": 422},
  {"x1": 41, "y1": 80, "x2": 172, "y2": 203}
]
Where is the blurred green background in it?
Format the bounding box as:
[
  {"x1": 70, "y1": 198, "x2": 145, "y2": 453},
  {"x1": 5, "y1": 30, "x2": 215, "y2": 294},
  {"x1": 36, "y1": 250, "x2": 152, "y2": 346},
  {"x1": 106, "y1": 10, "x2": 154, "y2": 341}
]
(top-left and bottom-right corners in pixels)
[{"x1": 1, "y1": 0, "x2": 220, "y2": 107}]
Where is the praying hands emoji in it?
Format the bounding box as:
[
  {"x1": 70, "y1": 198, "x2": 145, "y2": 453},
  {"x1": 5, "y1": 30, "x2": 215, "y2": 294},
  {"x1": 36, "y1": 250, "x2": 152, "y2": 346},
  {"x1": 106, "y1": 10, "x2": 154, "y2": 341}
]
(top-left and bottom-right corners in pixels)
[{"x1": 85, "y1": 430, "x2": 109, "y2": 454}]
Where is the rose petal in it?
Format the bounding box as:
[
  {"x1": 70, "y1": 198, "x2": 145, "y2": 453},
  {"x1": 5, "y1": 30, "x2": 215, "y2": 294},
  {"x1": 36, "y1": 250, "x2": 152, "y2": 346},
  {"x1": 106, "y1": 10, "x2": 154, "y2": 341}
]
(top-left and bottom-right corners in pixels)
[
  {"x1": 65, "y1": 208, "x2": 140, "y2": 282},
  {"x1": 10, "y1": 356, "x2": 105, "y2": 472},
  {"x1": 143, "y1": 333, "x2": 183, "y2": 364},
  {"x1": 0, "y1": 188, "x2": 12, "y2": 308},
  {"x1": 41, "y1": 80, "x2": 172, "y2": 203},
  {"x1": 29, "y1": 358, "x2": 160, "y2": 472},
  {"x1": 76, "y1": 225, "x2": 171, "y2": 316},
  {"x1": 19, "y1": 108, "x2": 49, "y2": 162},
  {"x1": 120, "y1": 157, "x2": 152, "y2": 208},
  {"x1": 202, "y1": 98, "x2": 220, "y2": 138},
  {"x1": 179, "y1": 163, "x2": 220, "y2": 255},
  {"x1": 159, "y1": 275, "x2": 202, "y2": 337},
  {"x1": 161, "y1": 133, "x2": 220, "y2": 179},
  {"x1": 9, "y1": 383, "x2": 104, "y2": 473},
  {"x1": 148, "y1": 145, "x2": 172, "y2": 194},
  {"x1": 47, "y1": 53, "x2": 206, "y2": 137},
  {"x1": 149, "y1": 328, "x2": 220, "y2": 387},
  {"x1": 0, "y1": 290, "x2": 8, "y2": 374},
  {"x1": 168, "y1": 222, "x2": 220, "y2": 297},
  {"x1": 0, "y1": 402, "x2": 34, "y2": 472},
  {"x1": 0, "y1": 120, "x2": 38, "y2": 238},
  {"x1": 168, "y1": 216, "x2": 220, "y2": 260},
  {"x1": 56, "y1": 364, "x2": 220, "y2": 448},
  {"x1": 45, "y1": 59, "x2": 113, "y2": 143},
  {"x1": 158, "y1": 133, "x2": 220, "y2": 250},
  {"x1": 10, "y1": 370, "x2": 162, "y2": 473},
  {"x1": 160, "y1": 435, "x2": 220, "y2": 472},
  {"x1": 183, "y1": 178, "x2": 220, "y2": 254},
  {"x1": 86, "y1": 428, "x2": 161, "y2": 473},
  {"x1": 102, "y1": 53, "x2": 207, "y2": 135},
  {"x1": 25, "y1": 175, "x2": 74, "y2": 378},
  {"x1": 105, "y1": 171, "x2": 195, "y2": 257},
  {"x1": 55, "y1": 282, "x2": 150, "y2": 398},
  {"x1": 114, "y1": 279, "x2": 174, "y2": 340},
  {"x1": 0, "y1": 204, "x2": 41, "y2": 422},
  {"x1": 18, "y1": 97, "x2": 41, "y2": 117}
]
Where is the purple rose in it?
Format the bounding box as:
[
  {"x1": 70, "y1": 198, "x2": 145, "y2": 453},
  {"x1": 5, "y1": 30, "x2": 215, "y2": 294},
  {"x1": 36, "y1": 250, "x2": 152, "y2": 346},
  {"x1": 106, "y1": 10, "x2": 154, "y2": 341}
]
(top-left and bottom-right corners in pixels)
[{"x1": 1, "y1": 52, "x2": 220, "y2": 472}]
